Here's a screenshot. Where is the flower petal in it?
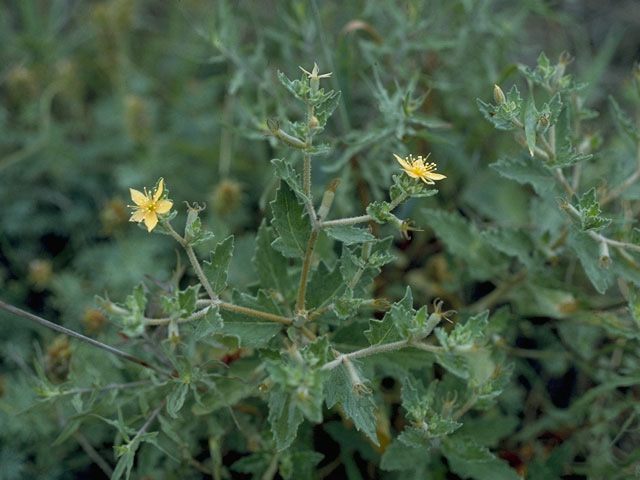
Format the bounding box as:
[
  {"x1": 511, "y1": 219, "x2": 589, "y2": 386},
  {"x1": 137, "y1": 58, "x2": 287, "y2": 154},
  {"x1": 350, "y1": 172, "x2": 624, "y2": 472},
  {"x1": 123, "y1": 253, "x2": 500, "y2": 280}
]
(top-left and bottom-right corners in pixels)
[
  {"x1": 155, "y1": 199, "x2": 173, "y2": 214},
  {"x1": 426, "y1": 173, "x2": 447, "y2": 181},
  {"x1": 144, "y1": 212, "x2": 158, "y2": 232},
  {"x1": 153, "y1": 178, "x2": 164, "y2": 201},
  {"x1": 420, "y1": 176, "x2": 435, "y2": 184},
  {"x1": 129, "y1": 188, "x2": 147, "y2": 206},
  {"x1": 393, "y1": 153, "x2": 412, "y2": 170},
  {"x1": 129, "y1": 209, "x2": 146, "y2": 222}
]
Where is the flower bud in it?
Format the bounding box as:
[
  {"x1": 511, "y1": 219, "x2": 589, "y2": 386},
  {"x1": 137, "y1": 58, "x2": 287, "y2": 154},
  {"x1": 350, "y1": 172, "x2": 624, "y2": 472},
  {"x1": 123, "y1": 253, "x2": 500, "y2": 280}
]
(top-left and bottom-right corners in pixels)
[
  {"x1": 28, "y1": 259, "x2": 53, "y2": 290},
  {"x1": 211, "y1": 180, "x2": 244, "y2": 217},
  {"x1": 493, "y1": 84, "x2": 506, "y2": 105},
  {"x1": 124, "y1": 94, "x2": 151, "y2": 144},
  {"x1": 317, "y1": 178, "x2": 341, "y2": 220},
  {"x1": 599, "y1": 240, "x2": 611, "y2": 269}
]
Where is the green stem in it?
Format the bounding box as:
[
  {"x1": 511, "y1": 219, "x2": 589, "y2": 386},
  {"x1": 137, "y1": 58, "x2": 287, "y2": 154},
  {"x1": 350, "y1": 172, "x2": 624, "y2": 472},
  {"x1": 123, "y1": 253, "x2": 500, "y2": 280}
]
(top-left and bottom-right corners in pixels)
[
  {"x1": 295, "y1": 229, "x2": 319, "y2": 313},
  {"x1": 218, "y1": 301, "x2": 293, "y2": 325},
  {"x1": 319, "y1": 192, "x2": 409, "y2": 228},
  {"x1": 162, "y1": 219, "x2": 219, "y2": 301}
]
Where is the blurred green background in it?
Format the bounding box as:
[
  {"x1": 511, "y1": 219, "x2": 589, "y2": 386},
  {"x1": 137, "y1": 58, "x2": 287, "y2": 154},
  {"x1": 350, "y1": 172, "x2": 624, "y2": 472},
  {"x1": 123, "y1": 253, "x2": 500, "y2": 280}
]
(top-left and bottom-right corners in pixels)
[{"x1": 1, "y1": 0, "x2": 639, "y2": 478}]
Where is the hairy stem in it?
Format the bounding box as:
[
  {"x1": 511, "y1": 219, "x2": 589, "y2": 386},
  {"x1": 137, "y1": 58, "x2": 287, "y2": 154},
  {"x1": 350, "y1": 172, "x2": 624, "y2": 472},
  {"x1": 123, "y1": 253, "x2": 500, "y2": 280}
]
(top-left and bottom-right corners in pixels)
[{"x1": 218, "y1": 301, "x2": 293, "y2": 325}]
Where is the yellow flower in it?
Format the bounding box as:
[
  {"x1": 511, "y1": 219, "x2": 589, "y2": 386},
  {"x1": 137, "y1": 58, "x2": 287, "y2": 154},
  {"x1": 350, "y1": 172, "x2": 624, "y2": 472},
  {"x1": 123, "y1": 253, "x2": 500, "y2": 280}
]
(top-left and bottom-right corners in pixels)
[
  {"x1": 128, "y1": 178, "x2": 173, "y2": 232},
  {"x1": 393, "y1": 153, "x2": 447, "y2": 184}
]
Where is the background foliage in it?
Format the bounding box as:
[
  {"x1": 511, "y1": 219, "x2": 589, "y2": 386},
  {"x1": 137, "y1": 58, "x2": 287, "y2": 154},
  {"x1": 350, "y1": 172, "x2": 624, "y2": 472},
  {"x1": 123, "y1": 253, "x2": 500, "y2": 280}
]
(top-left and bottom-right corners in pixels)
[{"x1": 2, "y1": 0, "x2": 640, "y2": 479}]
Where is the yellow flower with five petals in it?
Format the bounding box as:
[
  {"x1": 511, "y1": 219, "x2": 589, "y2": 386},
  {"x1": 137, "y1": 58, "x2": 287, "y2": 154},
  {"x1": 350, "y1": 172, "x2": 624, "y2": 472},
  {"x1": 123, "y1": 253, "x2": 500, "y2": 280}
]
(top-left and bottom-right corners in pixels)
[
  {"x1": 128, "y1": 178, "x2": 173, "y2": 232},
  {"x1": 393, "y1": 153, "x2": 446, "y2": 184}
]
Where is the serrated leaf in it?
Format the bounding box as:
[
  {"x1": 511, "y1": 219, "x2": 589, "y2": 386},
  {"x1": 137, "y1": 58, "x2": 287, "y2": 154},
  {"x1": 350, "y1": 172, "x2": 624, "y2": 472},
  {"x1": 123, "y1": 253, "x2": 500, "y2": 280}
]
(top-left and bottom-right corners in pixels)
[
  {"x1": 271, "y1": 182, "x2": 311, "y2": 258},
  {"x1": 442, "y1": 435, "x2": 520, "y2": 480},
  {"x1": 449, "y1": 310, "x2": 490, "y2": 346},
  {"x1": 167, "y1": 382, "x2": 189, "y2": 419},
  {"x1": 306, "y1": 261, "x2": 344, "y2": 310},
  {"x1": 203, "y1": 236, "x2": 234, "y2": 294},
  {"x1": 421, "y1": 209, "x2": 506, "y2": 281},
  {"x1": 277, "y1": 70, "x2": 309, "y2": 102},
  {"x1": 490, "y1": 155, "x2": 558, "y2": 196},
  {"x1": 325, "y1": 363, "x2": 379, "y2": 445},
  {"x1": 324, "y1": 225, "x2": 375, "y2": 245},
  {"x1": 366, "y1": 200, "x2": 392, "y2": 223},
  {"x1": 218, "y1": 290, "x2": 284, "y2": 347},
  {"x1": 280, "y1": 450, "x2": 325, "y2": 480},
  {"x1": 380, "y1": 439, "x2": 430, "y2": 472},
  {"x1": 268, "y1": 384, "x2": 304, "y2": 451},
  {"x1": 253, "y1": 220, "x2": 294, "y2": 298},
  {"x1": 271, "y1": 158, "x2": 308, "y2": 203},
  {"x1": 574, "y1": 187, "x2": 611, "y2": 231},
  {"x1": 193, "y1": 306, "x2": 223, "y2": 340},
  {"x1": 547, "y1": 140, "x2": 592, "y2": 168},
  {"x1": 365, "y1": 287, "x2": 413, "y2": 345},
  {"x1": 481, "y1": 227, "x2": 539, "y2": 269},
  {"x1": 178, "y1": 285, "x2": 199, "y2": 315},
  {"x1": 313, "y1": 89, "x2": 341, "y2": 128},
  {"x1": 185, "y1": 216, "x2": 215, "y2": 247}
]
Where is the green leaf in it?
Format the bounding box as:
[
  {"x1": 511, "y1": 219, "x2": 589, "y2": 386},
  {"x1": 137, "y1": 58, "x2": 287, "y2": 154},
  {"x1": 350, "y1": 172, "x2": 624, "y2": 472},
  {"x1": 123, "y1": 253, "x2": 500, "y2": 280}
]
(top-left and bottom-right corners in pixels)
[
  {"x1": 380, "y1": 439, "x2": 431, "y2": 472},
  {"x1": 280, "y1": 450, "x2": 325, "y2": 480},
  {"x1": 277, "y1": 70, "x2": 309, "y2": 102},
  {"x1": 366, "y1": 200, "x2": 393, "y2": 224},
  {"x1": 524, "y1": 100, "x2": 538, "y2": 157},
  {"x1": 218, "y1": 290, "x2": 284, "y2": 347},
  {"x1": 546, "y1": 140, "x2": 592, "y2": 168},
  {"x1": 193, "y1": 306, "x2": 223, "y2": 340},
  {"x1": 167, "y1": 382, "x2": 189, "y2": 419},
  {"x1": 231, "y1": 452, "x2": 272, "y2": 475},
  {"x1": 120, "y1": 283, "x2": 147, "y2": 337},
  {"x1": 365, "y1": 287, "x2": 414, "y2": 345},
  {"x1": 253, "y1": 220, "x2": 294, "y2": 298},
  {"x1": 442, "y1": 435, "x2": 520, "y2": 480},
  {"x1": 325, "y1": 362, "x2": 379, "y2": 445},
  {"x1": 324, "y1": 225, "x2": 375, "y2": 245},
  {"x1": 203, "y1": 236, "x2": 234, "y2": 294},
  {"x1": 268, "y1": 384, "x2": 304, "y2": 451},
  {"x1": 476, "y1": 85, "x2": 522, "y2": 131},
  {"x1": 574, "y1": 187, "x2": 611, "y2": 231},
  {"x1": 178, "y1": 285, "x2": 199, "y2": 315},
  {"x1": 271, "y1": 158, "x2": 308, "y2": 203},
  {"x1": 313, "y1": 89, "x2": 341, "y2": 129},
  {"x1": 306, "y1": 261, "x2": 344, "y2": 310},
  {"x1": 421, "y1": 209, "x2": 507, "y2": 281},
  {"x1": 490, "y1": 155, "x2": 558, "y2": 196},
  {"x1": 271, "y1": 181, "x2": 311, "y2": 258},
  {"x1": 184, "y1": 216, "x2": 215, "y2": 247},
  {"x1": 567, "y1": 228, "x2": 613, "y2": 294},
  {"x1": 609, "y1": 95, "x2": 640, "y2": 145},
  {"x1": 481, "y1": 227, "x2": 539, "y2": 270},
  {"x1": 448, "y1": 310, "x2": 490, "y2": 347}
]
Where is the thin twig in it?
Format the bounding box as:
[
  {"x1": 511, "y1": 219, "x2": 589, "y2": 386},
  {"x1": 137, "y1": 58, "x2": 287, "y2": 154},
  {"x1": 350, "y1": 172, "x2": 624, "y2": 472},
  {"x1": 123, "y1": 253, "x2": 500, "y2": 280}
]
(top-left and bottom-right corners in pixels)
[
  {"x1": 74, "y1": 431, "x2": 114, "y2": 477},
  {"x1": 131, "y1": 399, "x2": 167, "y2": 445},
  {"x1": 0, "y1": 301, "x2": 164, "y2": 374}
]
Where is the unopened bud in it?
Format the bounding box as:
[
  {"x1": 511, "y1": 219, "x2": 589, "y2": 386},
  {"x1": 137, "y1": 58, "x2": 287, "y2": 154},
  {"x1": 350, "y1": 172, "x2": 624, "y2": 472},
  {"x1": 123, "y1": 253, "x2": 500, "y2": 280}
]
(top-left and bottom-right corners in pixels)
[
  {"x1": 317, "y1": 178, "x2": 341, "y2": 220},
  {"x1": 309, "y1": 115, "x2": 320, "y2": 130},
  {"x1": 493, "y1": 84, "x2": 506, "y2": 105},
  {"x1": 599, "y1": 241, "x2": 611, "y2": 269}
]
